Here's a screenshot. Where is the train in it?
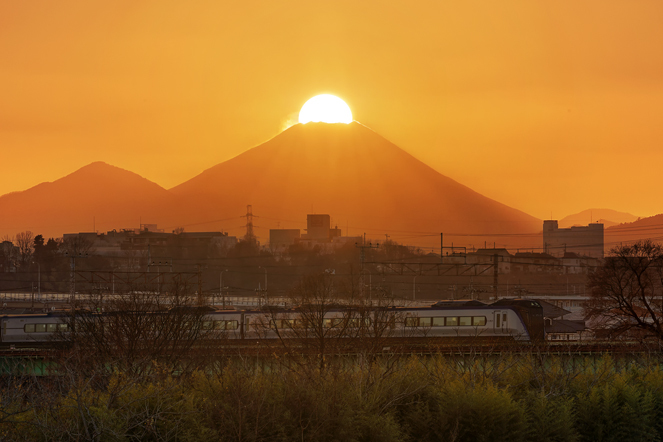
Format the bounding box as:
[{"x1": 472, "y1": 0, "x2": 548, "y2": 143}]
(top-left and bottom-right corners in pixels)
[{"x1": 0, "y1": 298, "x2": 544, "y2": 347}]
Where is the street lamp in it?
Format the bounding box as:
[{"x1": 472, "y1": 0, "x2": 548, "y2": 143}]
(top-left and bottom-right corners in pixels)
[
  {"x1": 258, "y1": 266, "x2": 267, "y2": 291},
  {"x1": 64, "y1": 251, "x2": 88, "y2": 307},
  {"x1": 219, "y1": 269, "x2": 229, "y2": 309},
  {"x1": 258, "y1": 266, "x2": 267, "y2": 306}
]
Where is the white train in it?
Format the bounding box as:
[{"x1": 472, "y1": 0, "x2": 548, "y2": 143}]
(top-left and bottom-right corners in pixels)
[{"x1": 0, "y1": 299, "x2": 544, "y2": 346}]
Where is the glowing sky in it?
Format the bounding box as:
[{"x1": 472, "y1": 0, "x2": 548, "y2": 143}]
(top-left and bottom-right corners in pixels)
[{"x1": 1, "y1": 1, "x2": 662, "y2": 220}]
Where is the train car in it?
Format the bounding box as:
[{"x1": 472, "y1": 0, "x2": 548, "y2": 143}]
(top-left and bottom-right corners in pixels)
[
  {"x1": 0, "y1": 299, "x2": 544, "y2": 347},
  {"x1": 491, "y1": 298, "x2": 545, "y2": 341},
  {"x1": 205, "y1": 309, "x2": 244, "y2": 339},
  {"x1": 1, "y1": 312, "x2": 69, "y2": 345},
  {"x1": 399, "y1": 299, "x2": 544, "y2": 341}
]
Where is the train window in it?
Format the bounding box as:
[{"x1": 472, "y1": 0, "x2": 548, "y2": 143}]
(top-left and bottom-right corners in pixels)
[
  {"x1": 47, "y1": 324, "x2": 57, "y2": 332},
  {"x1": 376, "y1": 316, "x2": 396, "y2": 329},
  {"x1": 58, "y1": 324, "x2": 68, "y2": 331},
  {"x1": 202, "y1": 321, "x2": 214, "y2": 330},
  {"x1": 459, "y1": 317, "x2": 472, "y2": 326},
  {"x1": 472, "y1": 317, "x2": 486, "y2": 326},
  {"x1": 35, "y1": 324, "x2": 47, "y2": 333},
  {"x1": 496, "y1": 314, "x2": 501, "y2": 328},
  {"x1": 419, "y1": 317, "x2": 432, "y2": 327},
  {"x1": 432, "y1": 317, "x2": 445, "y2": 327},
  {"x1": 227, "y1": 320, "x2": 239, "y2": 330},
  {"x1": 24, "y1": 324, "x2": 35, "y2": 333},
  {"x1": 405, "y1": 317, "x2": 418, "y2": 327},
  {"x1": 446, "y1": 317, "x2": 458, "y2": 327}
]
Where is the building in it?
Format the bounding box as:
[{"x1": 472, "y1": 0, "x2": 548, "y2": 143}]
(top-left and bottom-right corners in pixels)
[
  {"x1": 62, "y1": 227, "x2": 237, "y2": 257},
  {"x1": 525, "y1": 297, "x2": 588, "y2": 341},
  {"x1": 303, "y1": 214, "x2": 331, "y2": 241},
  {"x1": 512, "y1": 252, "x2": 561, "y2": 273},
  {"x1": 543, "y1": 220, "x2": 604, "y2": 258},
  {"x1": 561, "y1": 252, "x2": 599, "y2": 274},
  {"x1": 269, "y1": 229, "x2": 301, "y2": 249},
  {"x1": 465, "y1": 248, "x2": 512, "y2": 273}
]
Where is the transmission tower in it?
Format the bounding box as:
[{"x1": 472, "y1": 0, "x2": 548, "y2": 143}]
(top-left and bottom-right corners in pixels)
[{"x1": 241, "y1": 205, "x2": 257, "y2": 243}]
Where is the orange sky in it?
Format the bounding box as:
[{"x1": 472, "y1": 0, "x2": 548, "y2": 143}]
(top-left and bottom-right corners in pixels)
[{"x1": 1, "y1": 0, "x2": 662, "y2": 221}]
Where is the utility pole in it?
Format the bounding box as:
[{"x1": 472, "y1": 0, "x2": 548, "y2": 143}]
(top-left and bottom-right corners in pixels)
[
  {"x1": 197, "y1": 264, "x2": 204, "y2": 306},
  {"x1": 220, "y1": 269, "x2": 228, "y2": 309},
  {"x1": 413, "y1": 275, "x2": 418, "y2": 301},
  {"x1": 70, "y1": 256, "x2": 75, "y2": 306},
  {"x1": 66, "y1": 252, "x2": 88, "y2": 309},
  {"x1": 356, "y1": 234, "x2": 379, "y2": 299},
  {"x1": 493, "y1": 254, "x2": 499, "y2": 301},
  {"x1": 440, "y1": 233, "x2": 443, "y2": 263}
]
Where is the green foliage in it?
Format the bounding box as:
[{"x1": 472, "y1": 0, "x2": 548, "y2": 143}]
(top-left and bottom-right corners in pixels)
[
  {"x1": 7, "y1": 354, "x2": 663, "y2": 441},
  {"x1": 575, "y1": 376, "x2": 658, "y2": 442},
  {"x1": 522, "y1": 391, "x2": 577, "y2": 442}
]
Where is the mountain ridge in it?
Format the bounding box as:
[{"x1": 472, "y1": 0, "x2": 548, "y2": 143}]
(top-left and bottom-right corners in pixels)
[
  {"x1": 559, "y1": 208, "x2": 638, "y2": 229},
  {"x1": 170, "y1": 122, "x2": 541, "y2": 244},
  {"x1": 0, "y1": 161, "x2": 178, "y2": 237},
  {"x1": 0, "y1": 123, "x2": 543, "y2": 247}
]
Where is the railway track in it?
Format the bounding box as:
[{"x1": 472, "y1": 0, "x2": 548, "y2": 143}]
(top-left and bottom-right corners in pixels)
[{"x1": 1, "y1": 340, "x2": 660, "y2": 359}]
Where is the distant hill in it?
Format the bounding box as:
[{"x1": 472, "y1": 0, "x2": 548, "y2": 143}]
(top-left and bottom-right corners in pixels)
[
  {"x1": 170, "y1": 122, "x2": 541, "y2": 247},
  {"x1": 0, "y1": 162, "x2": 178, "y2": 239},
  {"x1": 605, "y1": 213, "x2": 663, "y2": 250},
  {"x1": 559, "y1": 209, "x2": 638, "y2": 229}
]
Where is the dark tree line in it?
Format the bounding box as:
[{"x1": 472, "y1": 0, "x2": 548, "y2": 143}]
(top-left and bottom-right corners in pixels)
[{"x1": 586, "y1": 240, "x2": 663, "y2": 342}]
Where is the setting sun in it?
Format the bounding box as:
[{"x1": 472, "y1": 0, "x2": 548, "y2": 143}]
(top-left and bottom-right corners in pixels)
[{"x1": 298, "y1": 94, "x2": 353, "y2": 124}]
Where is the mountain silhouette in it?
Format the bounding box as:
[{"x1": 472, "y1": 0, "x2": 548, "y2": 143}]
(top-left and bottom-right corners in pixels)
[
  {"x1": 605, "y1": 213, "x2": 663, "y2": 250},
  {"x1": 559, "y1": 208, "x2": 638, "y2": 229},
  {"x1": 171, "y1": 122, "x2": 541, "y2": 246},
  {"x1": 0, "y1": 124, "x2": 544, "y2": 247},
  {"x1": 0, "y1": 162, "x2": 177, "y2": 238}
]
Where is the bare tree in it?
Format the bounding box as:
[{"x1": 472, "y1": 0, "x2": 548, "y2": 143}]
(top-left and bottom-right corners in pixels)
[
  {"x1": 60, "y1": 235, "x2": 94, "y2": 257},
  {"x1": 57, "y1": 280, "x2": 219, "y2": 375},
  {"x1": 256, "y1": 272, "x2": 359, "y2": 373},
  {"x1": 14, "y1": 230, "x2": 34, "y2": 269},
  {"x1": 256, "y1": 273, "x2": 415, "y2": 373},
  {"x1": 353, "y1": 291, "x2": 412, "y2": 358},
  {"x1": 585, "y1": 240, "x2": 663, "y2": 341}
]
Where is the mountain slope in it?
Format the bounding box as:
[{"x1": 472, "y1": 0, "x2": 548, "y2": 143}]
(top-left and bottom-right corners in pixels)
[
  {"x1": 171, "y1": 122, "x2": 541, "y2": 244},
  {"x1": 0, "y1": 162, "x2": 177, "y2": 238},
  {"x1": 605, "y1": 213, "x2": 663, "y2": 249}
]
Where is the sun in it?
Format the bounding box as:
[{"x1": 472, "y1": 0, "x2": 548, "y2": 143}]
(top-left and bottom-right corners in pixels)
[{"x1": 299, "y1": 94, "x2": 353, "y2": 124}]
